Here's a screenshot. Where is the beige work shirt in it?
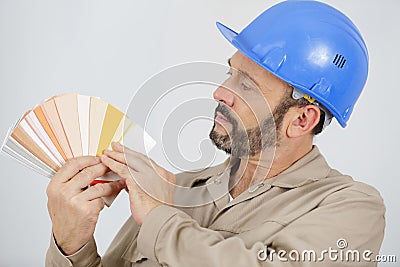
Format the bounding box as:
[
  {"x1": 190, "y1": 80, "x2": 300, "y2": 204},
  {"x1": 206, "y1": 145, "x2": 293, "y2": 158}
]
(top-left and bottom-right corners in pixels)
[{"x1": 45, "y1": 146, "x2": 385, "y2": 266}]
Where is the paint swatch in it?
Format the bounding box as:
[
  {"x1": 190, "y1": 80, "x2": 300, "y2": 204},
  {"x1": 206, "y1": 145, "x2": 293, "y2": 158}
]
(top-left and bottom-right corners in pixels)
[{"x1": 1, "y1": 93, "x2": 156, "y2": 184}]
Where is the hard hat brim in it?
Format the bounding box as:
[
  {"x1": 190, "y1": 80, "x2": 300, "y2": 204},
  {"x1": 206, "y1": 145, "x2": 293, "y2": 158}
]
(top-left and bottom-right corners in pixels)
[{"x1": 216, "y1": 22, "x2": 238, "y2": 43}]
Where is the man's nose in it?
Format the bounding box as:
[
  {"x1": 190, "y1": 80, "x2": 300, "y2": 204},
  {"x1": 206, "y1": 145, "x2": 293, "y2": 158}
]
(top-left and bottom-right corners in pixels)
[{"x1": 213, "y1": 85, "x2": 235, "y2": 107}]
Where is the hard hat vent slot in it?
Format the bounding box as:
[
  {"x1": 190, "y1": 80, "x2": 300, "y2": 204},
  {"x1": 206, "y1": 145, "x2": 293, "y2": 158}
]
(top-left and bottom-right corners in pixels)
[{"x1": 333, "y1": 54, "x2": 347, "y2": 69}]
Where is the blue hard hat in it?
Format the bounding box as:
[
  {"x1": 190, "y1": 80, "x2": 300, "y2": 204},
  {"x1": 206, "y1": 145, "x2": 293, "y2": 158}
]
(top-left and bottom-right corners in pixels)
[{"x1": 216, "y1": 0, "x2": 369, "y2": 127}]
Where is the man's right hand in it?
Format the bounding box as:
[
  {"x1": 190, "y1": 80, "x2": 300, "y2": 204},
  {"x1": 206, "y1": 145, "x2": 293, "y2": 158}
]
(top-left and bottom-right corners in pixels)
[{"x1": 46, "y1": 156, "x2": 126, "y2": 256}]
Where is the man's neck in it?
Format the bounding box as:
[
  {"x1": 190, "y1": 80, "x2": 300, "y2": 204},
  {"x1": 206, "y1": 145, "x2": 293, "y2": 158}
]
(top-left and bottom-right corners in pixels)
[{"x1": 229, "y1": 141, "x2": 313, "y2": 199}]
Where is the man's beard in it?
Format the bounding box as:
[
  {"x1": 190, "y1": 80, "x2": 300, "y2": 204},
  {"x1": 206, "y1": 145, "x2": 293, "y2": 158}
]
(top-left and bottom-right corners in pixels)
[{"x1": 209, "y1": 103, "x2": 284, "y2": 158}]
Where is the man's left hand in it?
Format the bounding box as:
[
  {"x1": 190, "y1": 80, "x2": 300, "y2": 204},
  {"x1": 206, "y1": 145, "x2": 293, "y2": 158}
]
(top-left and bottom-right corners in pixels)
[{"x1": 101, "y1": 142, "x2": 176, "y2": 225}]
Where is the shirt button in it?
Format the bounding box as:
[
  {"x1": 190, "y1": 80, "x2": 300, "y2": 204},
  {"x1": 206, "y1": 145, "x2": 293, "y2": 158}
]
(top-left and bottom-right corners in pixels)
[
  {"x1": 248, "y1": 182, "x2": 264, "y2": 193},
  {"x1": 214, "y1": 178, "x2": 222, "y2": 185}
]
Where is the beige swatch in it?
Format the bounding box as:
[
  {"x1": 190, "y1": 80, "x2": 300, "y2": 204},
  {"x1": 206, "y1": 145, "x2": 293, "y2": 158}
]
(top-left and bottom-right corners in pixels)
[
  {"x1": 54, "y1": 93, "x2": 82, "y2": 157},
  {"x1": 88, "y1": 97, "x2": 108, "y2": 156},
  {"x1": 78, "y1": 95, "x2": 91, "y2": 156}
]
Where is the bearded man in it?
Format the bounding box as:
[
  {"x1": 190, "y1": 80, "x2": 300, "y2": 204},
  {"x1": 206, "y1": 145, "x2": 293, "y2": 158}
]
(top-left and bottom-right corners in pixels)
[{"x1": 45, "y1": 1, "x2": 385, "y2": 266}]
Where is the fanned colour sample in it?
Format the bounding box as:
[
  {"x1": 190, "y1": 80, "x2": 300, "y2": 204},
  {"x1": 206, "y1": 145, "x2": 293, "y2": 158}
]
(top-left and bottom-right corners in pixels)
[{"x1": 1, "y1": 93, "x2": 156, "y2": 184}]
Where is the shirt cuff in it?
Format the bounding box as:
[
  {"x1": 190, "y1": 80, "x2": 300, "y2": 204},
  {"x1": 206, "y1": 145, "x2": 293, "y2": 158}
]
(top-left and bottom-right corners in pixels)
[
  {"x1": 66, "y1": 237, "x2": 100, "y2": 266},
  {"x1": 46, "y1": 234, "x2": 100, "y2": 267},
  {"x1": 136, "y1": 205, "x2": 183, "y2": 262}
]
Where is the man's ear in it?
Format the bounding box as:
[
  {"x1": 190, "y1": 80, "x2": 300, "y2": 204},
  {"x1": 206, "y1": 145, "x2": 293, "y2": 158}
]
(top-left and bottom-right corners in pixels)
[{"x1": 286, "y1": 105, "x2": 320, "y2": 138}]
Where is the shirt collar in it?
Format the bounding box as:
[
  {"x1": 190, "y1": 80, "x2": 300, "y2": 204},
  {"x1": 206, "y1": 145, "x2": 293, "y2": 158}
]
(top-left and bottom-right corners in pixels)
[
  {"x1": 183, "y1": 157, "x2": 239, "y2": 188},
  {"x1": 268, "y1": 146, "x2": 331, "y2": 188},
  {"x1": 186, "y1": 145, "x2": 330, "y2": 189},
  {"x1": 211, "y1": 146, "x2": 331, "y2": 211}
]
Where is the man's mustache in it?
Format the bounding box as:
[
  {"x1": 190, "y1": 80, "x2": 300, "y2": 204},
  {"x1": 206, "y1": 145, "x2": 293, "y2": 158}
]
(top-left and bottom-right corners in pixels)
[{"x1": 214, "y1": 104, "x2": 236, "y2": 126}]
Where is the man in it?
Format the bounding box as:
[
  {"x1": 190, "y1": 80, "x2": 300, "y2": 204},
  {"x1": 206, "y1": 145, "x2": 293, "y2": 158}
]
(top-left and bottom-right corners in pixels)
[{"x1": 45, "y1": 1, "x2": 385, "y2": 266}]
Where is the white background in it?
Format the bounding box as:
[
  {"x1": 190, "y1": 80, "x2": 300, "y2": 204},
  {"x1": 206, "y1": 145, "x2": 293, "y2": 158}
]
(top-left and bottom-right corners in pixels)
[{"x1": 0, "y1": 0, "x2": 399, "y2": 266}]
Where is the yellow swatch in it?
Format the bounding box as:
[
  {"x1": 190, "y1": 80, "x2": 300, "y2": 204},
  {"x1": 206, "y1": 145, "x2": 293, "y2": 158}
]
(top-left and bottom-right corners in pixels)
[{"x1": 96, "y1": 104, "x2": 124, "y2": 157}]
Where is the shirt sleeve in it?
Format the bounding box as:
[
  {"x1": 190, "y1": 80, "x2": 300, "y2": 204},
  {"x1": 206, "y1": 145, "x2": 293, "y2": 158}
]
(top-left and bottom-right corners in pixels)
[
  {"x1": 137, "y1": 205, "x2": 266, "y2": 266},
  {"x1": 136, "y1": 188, "x2": 385, "y2": 267},
  {"x1": 45, "y1": 234, "x2": 101, "y2": 267}
]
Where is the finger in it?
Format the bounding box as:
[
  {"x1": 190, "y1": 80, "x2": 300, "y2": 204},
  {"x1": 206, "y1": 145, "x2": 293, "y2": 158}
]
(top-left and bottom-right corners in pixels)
[
  {"x1": 103, "y1": 149, "x2": 127, "y2": 164},
  {"x1": 112, "y1": 142, "x2": 148, "y2": 162},
  {"x1": 53, "y1": 156, "x2": 101, "y2": 183},
  {"x1": 76, "y1": 180, "x2": 126, "y2": 201},
  {"x1": 108, "y1": 145, "x2": 152, "y2": 172},
  {"x1": 89, "y1": 198, "x2": 106, "y2": 213},
  {"x1": 111, "y1": 142, "x2": 124, "y2": 152},
  {"x1": 69, "y1": 163, "x2": 108, "y2": 190},
  {"x1": 101, "y1": 155, "x2": 142, "y2": 197},
  {"x1": 101, "y1": 154, "x2": 136, "y2": 181},
  {"x1": 104, "y1": 149, "x2": 144, "y2": 173}
]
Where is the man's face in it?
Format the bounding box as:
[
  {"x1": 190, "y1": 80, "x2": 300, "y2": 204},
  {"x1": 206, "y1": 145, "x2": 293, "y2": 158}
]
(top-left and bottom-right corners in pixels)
[{"x1": 209, "y1": 51, "x2": 290, "y2": 157}]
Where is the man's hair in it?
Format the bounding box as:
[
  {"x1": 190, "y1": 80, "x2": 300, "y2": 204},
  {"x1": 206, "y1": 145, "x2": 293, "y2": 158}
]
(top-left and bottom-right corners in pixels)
[{"x1": 276, "y1": 85, "x2": 325, "y2": 135}]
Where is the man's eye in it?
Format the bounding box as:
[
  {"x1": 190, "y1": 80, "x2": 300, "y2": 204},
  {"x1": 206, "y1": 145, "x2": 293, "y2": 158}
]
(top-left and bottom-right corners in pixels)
[{"x1": 241, "y1": 83, "x2": 252, "y2": 91}]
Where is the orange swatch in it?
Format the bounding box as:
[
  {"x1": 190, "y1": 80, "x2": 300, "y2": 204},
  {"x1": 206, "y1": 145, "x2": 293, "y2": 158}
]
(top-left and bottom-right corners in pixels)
[
  {"x1": 33, "y1": 106, "x2": 68, "y2": 161},
  {"x1": 11, "y1": 125, "x2": 59, "y2": 171},
  {"x1": 41, "y1": 99, "x2": 74, "y2": 160}
]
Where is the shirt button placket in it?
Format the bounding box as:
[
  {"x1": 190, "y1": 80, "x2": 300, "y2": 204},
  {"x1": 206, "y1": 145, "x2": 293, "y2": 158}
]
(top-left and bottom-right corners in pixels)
[{"x1": 214, "y1": 178, "x2": 222, "y2": 185}]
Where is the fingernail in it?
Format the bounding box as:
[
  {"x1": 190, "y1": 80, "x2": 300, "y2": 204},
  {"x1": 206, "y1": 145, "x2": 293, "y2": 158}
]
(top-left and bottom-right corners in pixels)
[
  {"x1": 113, "y1": 142, "x2": 122, "y2": 148},
  {"x1": 95, "y1": 157, "x2": 101, "y2": 163},
  {"x1": 101, "y1": 155, "x2": 108, "y2": 161},
  {"x1": 104, "y1": 149, "x2": 111, "y2": 155}
]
